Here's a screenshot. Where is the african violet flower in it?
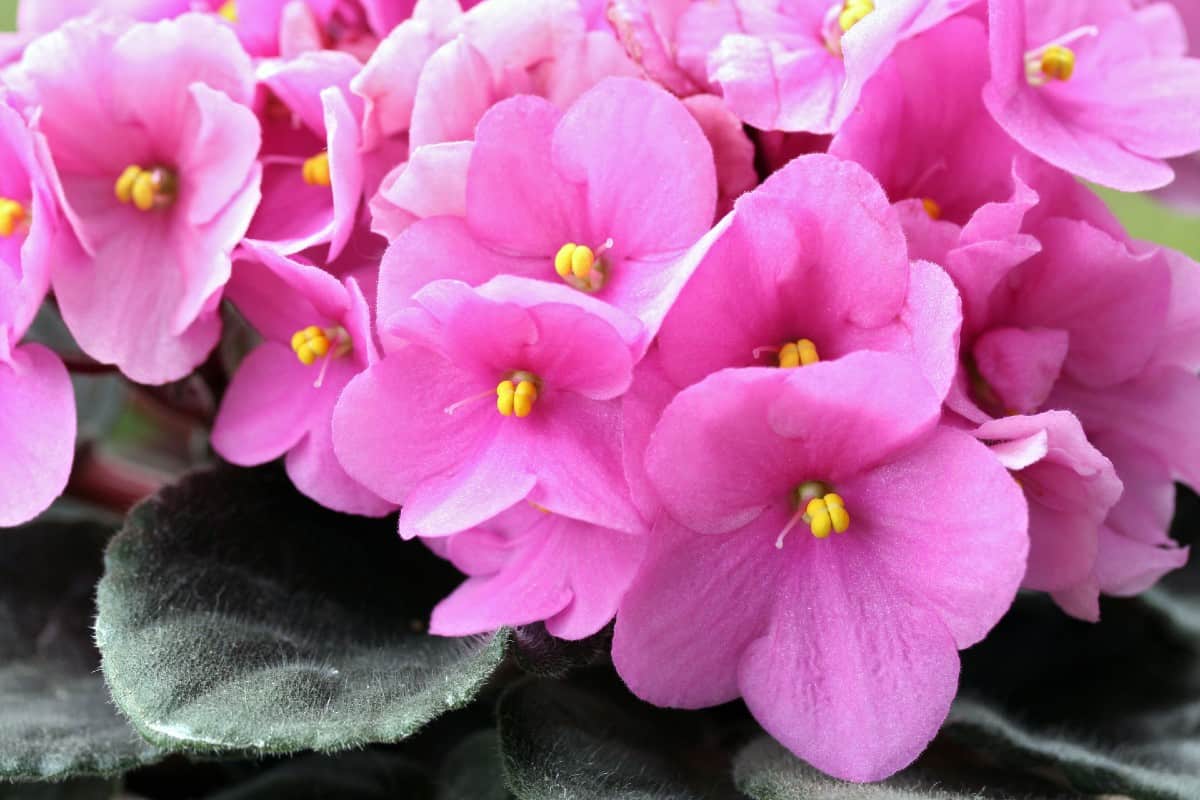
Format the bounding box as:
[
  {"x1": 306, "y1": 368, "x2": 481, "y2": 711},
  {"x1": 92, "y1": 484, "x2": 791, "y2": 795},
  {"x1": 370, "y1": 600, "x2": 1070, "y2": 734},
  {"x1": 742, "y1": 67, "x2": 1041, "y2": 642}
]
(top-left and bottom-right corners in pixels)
[
  {"x1": 0, "y1": 97, "x2": 75, "y2": 528},
  {"x1": 427, "y1": 500, "x2": 645, "y2": 640},
  {"x1": 629, "y1": 0, "x2": 978, "y2": 134},
  {"x1": 211, "y1": 242, "x2": 392, "y2": 517},
  {"x1": 248, "y1": 50, "x2": 364, "y2": 260},
  {"x1": 20, "y1": 14, "x2": 262, "y2": 384},
  {"x1": 984, "y1": 0, "x2": 1200, "y2": 191},
  {"x1": 376, "y1": 77, "x2": 718, "y2": 351},
  {"x1": 947, "y1": 210, "x2": 1195, "y2": 618},
  {"x1": 614, "y1": 352, "x2": 1029, "y2": 781},
  {"x1": 334, "y1": 276, "x2": 645, "y2": 538}
]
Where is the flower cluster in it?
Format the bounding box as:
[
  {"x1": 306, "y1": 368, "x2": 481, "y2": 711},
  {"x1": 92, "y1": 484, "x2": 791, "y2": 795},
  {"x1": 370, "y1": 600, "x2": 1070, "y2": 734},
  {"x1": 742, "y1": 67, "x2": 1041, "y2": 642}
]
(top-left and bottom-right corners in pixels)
[{"x1": 1, "y1": 0, "x2": 1199, "y2": 783}]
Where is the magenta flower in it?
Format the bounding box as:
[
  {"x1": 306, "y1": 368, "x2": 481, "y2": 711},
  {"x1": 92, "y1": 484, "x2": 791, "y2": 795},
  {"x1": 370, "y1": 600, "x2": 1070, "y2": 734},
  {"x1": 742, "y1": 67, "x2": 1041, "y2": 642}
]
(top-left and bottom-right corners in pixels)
[
  {"x1": 333, "y1": 276, "x2": 643, "y2": 538},
  {"x1": 211, "y1": 242, "x2": 392, "y2": 517},
  {"x1": 829, "y1": 16, "x2": 1023, "y2": 230},
  {"x1": 984, "y1": 0, "x2": 1200, "y2": 191},
  {"x1": 0, "y1": 97, "x2": 75, "y2": 527},
  {"x1": 613, "y1": 352, "x2": 1029, "y2": 781},
  {"x1": 21, "y1": 15, "x2": 262, "y2": 384},
  {"x1": 668, "y1": 0, "x2": 978, "y2": 133},
  {"x1": 972, "y1": 412, "x2": 1121, "y2": 596},
  {"x1": 427, "y1": 501, "x2": 645, "y2": 640},
  {"x1": 376, "y1": 77, "x2": 718, "y2": 350},
  {"x1": 945, "y1": 208, "x2": 1195, "y2": 617},
  {"x1": 247, "y1": 50, "x2": 364, "y2": 260},
  {"x1": 654, "y1": 154, "x2": 962, "y2": 399}
]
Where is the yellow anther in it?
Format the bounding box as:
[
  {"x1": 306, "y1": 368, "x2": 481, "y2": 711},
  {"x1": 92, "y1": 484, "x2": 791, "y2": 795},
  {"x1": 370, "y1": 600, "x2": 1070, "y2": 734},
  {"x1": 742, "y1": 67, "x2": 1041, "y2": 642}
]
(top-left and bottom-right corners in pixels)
[
  {"x1": 553, "y1": 241, "x2": 609, "y2": 292},
  {"x1": 217, "y1": 0, "x2": 238, "y2": 23},
  {"x1": 921, "y1": 197, "x2": 942, "y2": 220},
  {"x1": 778, "y1": 339, "x2": 820, "y2": 369},
  {"x1": 302, "y1": 152, "x2": 332, "y2": 187},
  {"x1": 805, "y1": 493, "x2": 850, "y2": 539},
  {"x1": 115, "y1": 165, "x2": 178, "y2": 212},
  {"x1": 290, "y1": 325, "x2": 350, "y2": 366},
  {"x1": 1040, "y1": 44, "x2": 1075, "y2": 81},
  {"x1": 0, "y1": 198, "x2": 27, "y2": 237},
  {"x1": 838, "y1": 0, "x2": 874, "y2": 32},
  {"x1": 497, "y1": 374, "x2": 540, "y2": 418}
]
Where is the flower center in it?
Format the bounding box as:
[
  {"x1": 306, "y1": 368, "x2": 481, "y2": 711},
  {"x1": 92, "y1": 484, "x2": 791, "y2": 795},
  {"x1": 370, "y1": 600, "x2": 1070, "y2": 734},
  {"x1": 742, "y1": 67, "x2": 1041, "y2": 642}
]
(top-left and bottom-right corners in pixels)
[
  {"x1": 291, "y1": 325, "x2": 351, "y2": 365},
  {"x1": 217, "y1": 1, "x2": 238, "y2": 23},
  {"x1": 302, "y1": 152, "x2": 331, "y2": 187},
  {"x1": 823, "y1": 0, "x2": 874, "y2": 54},
  {"x1": 0, "y1": 198, "x2": 28, "y2": 237},
  {"x1": 496, "y1": 371, "x2": 541, "y2": 418},
  {"x1": 776, "y1": 481, "x2": 850, "y2": 548},
  {"x1": 115, "y1": 165, "x2": 178, "y2": 212},
  {"x1": 1024, "y1": 27, "x2": 1095, "y2": 86},
  {"x1": 753, "y1": 339, "x2": 821, "y2": 368},
  {"x1": 921, "y1": 197, "x2": 941, "y2": 220},
  {"x1": 554, "y1": 239, "x2": 612, "y2": 293}
]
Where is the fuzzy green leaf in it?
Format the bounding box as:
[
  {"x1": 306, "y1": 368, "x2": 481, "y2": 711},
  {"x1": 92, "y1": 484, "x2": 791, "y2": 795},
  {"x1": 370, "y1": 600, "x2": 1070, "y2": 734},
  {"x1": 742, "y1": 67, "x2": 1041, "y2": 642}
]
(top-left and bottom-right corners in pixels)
[{"x1": 95, "y1": 465, "x2": 509, "y2": 756}]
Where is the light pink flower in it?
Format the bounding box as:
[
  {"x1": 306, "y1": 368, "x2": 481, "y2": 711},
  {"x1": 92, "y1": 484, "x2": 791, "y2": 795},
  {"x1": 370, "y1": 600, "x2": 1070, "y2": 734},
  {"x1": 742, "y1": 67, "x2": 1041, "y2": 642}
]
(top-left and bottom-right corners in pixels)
[
  {"x1": 641, "y1": 0, "x2": 979, "y2": 133},
  {"x1": 334, "y1": 276, "x2": 644, "y2": 538},
  {"x1": 0, "y1": 97, "x2": 75, "y2": 527},
  {"x1": 428, "y1": 501, "x2": 645, "y2": 640},
  {"x1": 613, "y1": 352, "x2": 1028, "y2": 781},
  {"x1": 375, "y1": 77, "x2": 718, "y2": 351},
  {"x1": 248, "y1": 50, "x2": 364, "y2": 259},
  {"x1": 984, "y1": 0, "x2": 1200, "y2": 191},
  {"x1": 21, "y1": 15, "x2": 262, "y2": 384},
  {"x1": 212, "y1": 242, "x2": 392, "y2": 516}
]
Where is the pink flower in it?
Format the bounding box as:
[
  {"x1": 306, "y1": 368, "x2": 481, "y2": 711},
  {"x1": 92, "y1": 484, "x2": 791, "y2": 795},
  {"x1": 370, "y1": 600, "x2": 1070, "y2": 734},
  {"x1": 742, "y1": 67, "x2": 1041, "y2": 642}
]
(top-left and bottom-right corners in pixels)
[
  {"x1": 247, "y1": 50, "x2": 364, "y2": 259},
  {"x1": 829, "y1": 16, "x2": 1022, "y2": 230},
  {"x1": 21, "y1": 15, "x2": 262, "y2": 384},
  {"x1": 613, "y1": 352, "x2": 1029, "y2": 781},
  {"x1": 946, "y1": 211, "x2": 1195, "y2": 618},
  {"x1": 984, "y1": 0, "x2": 1200, "y2": 191},
  {"x1": 0, "y1": 97, "x2": 75, "y2": 527},
  {"x1": 17, "y1": 1, "x2": 192, "y2": 34},
  {"x1": 653, "y1": 154, "x2": 961, "y2": 399},
  {"x1": 376, "y1": 77, "x2": 719, "y2": 351},
  {"x1": 971, "y1": 412, "x2": 1121, "y2": 595},
  {"x1": 211, "y1": 242, "x2": 392, "y2": 516},
  {"x1": 662, "y1": 0, "x2": 978, "y2": 133},
  {"x1": 332, "y1": 276, "x2": 644, "y2": 538},
  {"x1": 428, "y1": 501, "x2": 645, "y2": 640}
]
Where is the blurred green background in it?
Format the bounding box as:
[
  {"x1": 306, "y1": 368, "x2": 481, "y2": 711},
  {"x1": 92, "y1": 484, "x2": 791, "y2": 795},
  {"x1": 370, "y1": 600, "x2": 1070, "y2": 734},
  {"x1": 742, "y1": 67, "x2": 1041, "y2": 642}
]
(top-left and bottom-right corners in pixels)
[{"x1": 0, "y1": 0, "x2": 1195, "y2": 258}]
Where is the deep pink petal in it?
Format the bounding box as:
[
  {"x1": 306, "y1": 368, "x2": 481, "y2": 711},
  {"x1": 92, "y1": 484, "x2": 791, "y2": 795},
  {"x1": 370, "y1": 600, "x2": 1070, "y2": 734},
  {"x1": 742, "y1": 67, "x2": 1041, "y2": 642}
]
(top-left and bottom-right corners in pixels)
[
  {"x1": 972, "y1": 326, "x2": 1070, "y2": 414},
  {"x1": 211, "y1": 342, "x2": 318, "y2": 465}
]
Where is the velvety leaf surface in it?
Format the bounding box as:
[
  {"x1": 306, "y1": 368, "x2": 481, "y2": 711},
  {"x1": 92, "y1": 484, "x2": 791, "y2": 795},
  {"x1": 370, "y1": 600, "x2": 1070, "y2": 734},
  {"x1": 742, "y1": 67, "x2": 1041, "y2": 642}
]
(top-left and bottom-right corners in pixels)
[
  {"x1": 95, "y1": 464, "x2": 509, "y2": 755},
  {"x1": 497, "y1": 675, "x2": 745, "y2": 800},
  {"x1": 437, "y1": 730, "x2": 510, "y2": 800},
  {"x1": 0, "y1": 519, "x2": 161, "y2": 780},
  {"x1": 0, "y1": 779, "x2": 119, "y2": 800},
  {"x1": 733, "y1": 737, "x2": 983, "y2": 800}
]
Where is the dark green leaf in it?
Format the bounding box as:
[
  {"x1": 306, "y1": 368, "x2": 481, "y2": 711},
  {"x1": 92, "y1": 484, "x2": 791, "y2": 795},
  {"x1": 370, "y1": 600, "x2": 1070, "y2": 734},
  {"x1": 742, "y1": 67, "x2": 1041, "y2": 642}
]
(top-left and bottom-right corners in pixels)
[
  {"x1": 205, "y1": 750, "x2": 433, "y2": 800},
  {"x1": 96, "y1": 465, "x2": 509, "y2": 756},
  {"x1": 0, "y1": 520, "x2": 161, "y2": 780},
  {"x1": 497, "y1": 675, "x2": 744, "y2": 800},
  {"x1": 0, "y1": 779, "x2": 119, "y2": 800},
  {"x1": 436, "y1": 730, "x2": 509, "y2": 800}
]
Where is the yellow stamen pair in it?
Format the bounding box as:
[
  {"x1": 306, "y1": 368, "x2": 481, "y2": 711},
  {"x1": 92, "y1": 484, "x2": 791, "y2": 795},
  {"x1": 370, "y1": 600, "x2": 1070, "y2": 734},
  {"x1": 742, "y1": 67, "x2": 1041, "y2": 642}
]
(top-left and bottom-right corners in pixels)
[
  {"x1": 838, "y1": 0, "x2": 874, "y2": 33},
  {"x1": 778, "y1": 339, "x2": 820, "y2": 368},
  {"x1": 302, "y1": 152, "x2": 332, "y2": 187},
  {"x1": 217, "y1": 1, "x2": 238, "y2": 23},
  {"x1": 921, "y1": 197, "x2": 942, "y2": 220},
  {"x1": 806, "y1": 493, "x2": 850, "y2": 539},
  {"x1": 290, "y1": 325, "x2": 350, "y2": 366},
  {"x1": 0, "y1": 198, "x2": 27, "y2": 237},
  {"x1": 115, "y1": 165, "x2": 179, "y2": 212},
  {"x1": 497, "y1": 378, "x2": 538, "y2": 418},
  {"x1": 554, "y1": 241, "x2": 609, "y2": 292}
]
